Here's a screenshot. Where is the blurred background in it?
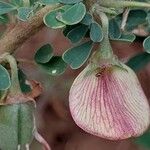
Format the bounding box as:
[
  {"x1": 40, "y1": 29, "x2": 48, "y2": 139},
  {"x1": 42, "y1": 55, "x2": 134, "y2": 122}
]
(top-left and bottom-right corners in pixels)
[{"x1": 1, "y1": 24, "x2": 150, "y2": 150}]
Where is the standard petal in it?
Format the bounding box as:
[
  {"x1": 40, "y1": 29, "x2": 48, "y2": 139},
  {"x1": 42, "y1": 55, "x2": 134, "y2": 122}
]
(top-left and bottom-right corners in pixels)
[{"x1": 69, "y1": 64, "x2": 150, "y2": 140}]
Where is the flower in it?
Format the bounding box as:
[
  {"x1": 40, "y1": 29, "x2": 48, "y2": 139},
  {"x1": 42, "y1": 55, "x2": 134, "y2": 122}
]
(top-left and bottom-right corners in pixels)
[{"x1": 69, "y1": 63, "x2": 150, "y2": 140}]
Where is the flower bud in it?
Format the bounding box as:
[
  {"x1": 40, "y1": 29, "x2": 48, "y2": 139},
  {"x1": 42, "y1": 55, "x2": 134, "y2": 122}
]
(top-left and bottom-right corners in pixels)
[{"x1": 69, "y1": 63, "x2": 150, "y2": 140}]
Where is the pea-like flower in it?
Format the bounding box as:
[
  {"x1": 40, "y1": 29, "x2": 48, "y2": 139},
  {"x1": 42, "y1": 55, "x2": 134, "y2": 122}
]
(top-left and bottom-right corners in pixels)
[{"x1": 69, "y1": 63, "x2": 150, "y2": 140}]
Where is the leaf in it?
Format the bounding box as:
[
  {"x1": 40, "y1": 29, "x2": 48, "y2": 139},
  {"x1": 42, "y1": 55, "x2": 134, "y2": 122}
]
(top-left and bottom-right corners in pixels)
[
  {"x1": 90, "y1": 22, "x2": 103, "y2": 42},
  {"x1": 29, "y1": 0, "x2": 37, "y2": 5},
  {"x1": 111, "y1": 33, "x2": 136, "y2": 42},
  {"x1": 126, "y1": 9, "x2": 147, "y2": 31},
  {"x1": 135, "y1": 131, "x2": 150, "y2": 148},
  {"x1": 34, "y1": 44, "x2": 53, "y2": 64},
  {"x1": 11, "y1": 0, "x2": 24, "y2": 7},
  {"x1": 44, "y1": 5, "x2": 70, "y2": 29},
  {"x1": 81, "y1": 12, "x2": 93, "y2": 25},
  {"x1": 40, "y1": 56, "x2": 67, "y2": 76},
  {"x1": 63, "y1": 41, "x2": 93, "y2": 69},
  {"x1": 17, "y1": 7, "x2": 33, "y2": 21},
  {"x1": 0, "y1": 14, "x2": 9, "y2": 24},
  {"x1": 143, "y1": 36, "x2": 150, "y2": 53},
  {"x1": 109, "y1": 18, "x2": 121, "y2": 39},
  {"x1": 0, "y1": 65, "x2": 11, "y2": 90},
  {"x1": 58, "y1": 0, "x2": 82, "y2": 4},
  {"x1": 0, "y1": 102, "x2": 35, "y2": 150},
  {"x1": 63, "y1": 24, "x2": 79, "y2": 36},
  {"x1": 56, "y1": 2, "x2": 86, "y2": 25},
  {"x1": 67, "y1": 24, "x2": 88, "y2": 43},
  {"x1": 18, "y1": 69, "x2": 31, "y2": 93},
  {"x1": 147, "y1": 11, "x2": 150, "y2": 26},
  {"x1": 127, "y1": 52, "x2": 150, "y2": 71},
  {"x1": 38, "y1": 0, "x2": 59, "y2": 5},
  {"x1": 0, "y1": 1, "x2": 16, "y2": 15}
]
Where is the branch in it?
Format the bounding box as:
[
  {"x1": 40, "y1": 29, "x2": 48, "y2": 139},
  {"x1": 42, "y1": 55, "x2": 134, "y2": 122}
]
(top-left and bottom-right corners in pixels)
[{"x1": 0, "y1": 4, "x2": 59, "y2": 55}]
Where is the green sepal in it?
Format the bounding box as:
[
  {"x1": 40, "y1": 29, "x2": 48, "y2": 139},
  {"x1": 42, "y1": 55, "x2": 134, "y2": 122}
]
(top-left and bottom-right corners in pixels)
[{"x1": 0, "y1": 101, "x2": 35, "y2": 150}]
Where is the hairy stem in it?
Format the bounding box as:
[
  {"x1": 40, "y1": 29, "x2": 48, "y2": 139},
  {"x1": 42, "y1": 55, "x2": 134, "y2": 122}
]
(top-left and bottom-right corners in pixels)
[
  {"x1": 5, "y1": 54, "x2": 21, "y2": 95},
  {"x1": 97, "y1": 12, "x2": 113, "y2": 58},
  {"x1": 0, "y1": 4, "x2": 60, "y2": 55},
  {"x1": 98, "y1": 0, "x2": 150, "y2": 8}
]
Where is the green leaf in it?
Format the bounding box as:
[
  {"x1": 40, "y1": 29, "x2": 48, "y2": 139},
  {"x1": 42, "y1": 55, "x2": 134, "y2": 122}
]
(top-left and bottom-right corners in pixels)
[
  {"x1": 126, "y1": 9, "x2": 147, "y2": 31},
  {"x1": 63, "y1": 41, "x2": 93, "y2": 69},
  {"x1": 90, "y1": 22, "x2": 103, "y2": 42},
  {"x1": 17, "y1": 7, "x2": 33, "y2": 21},
  {"x1": 147, "y1": 11, "x2": 150, "y2": 26},
  {"x1": 11, "y1": 0, "x2": 24, "y2": 7},
  {"x1": 40, "y1": 56, "x2": 67, "y2": 75},
  {"x1": 111, "y1": 33, "x2": 136, "y2": 42},
  {"x1": 63, "y1": 24, "x2": 79, "y2": 36},
  {"x1": 135, "y1": 131, "x2": 150, "y2": 148},
  {"x1": 44, "y1": 5, "x2": 70, "y2": 29},
  {"x1": 58, "y1": 0, "x2": 82, "y2": 4},
  {"x1": 29, "y1": 0, "x2": 37, "y2": 5},
  {"x1": 0, "y1": 14, "x2": 9, "y2": 24},
  {"x1": 109, "y1": 18, "x2": 121, "y2": 39},
  {"x1": 18, "y1": 69, "x2": 31, "y2": 93},
  {"x1": 0, "y1": 65, "x2": 11, "y2": 90},
  {"x1": 81, "y1": 12, "x2": 93, "y2": 25},
  {"x1": 38, "y1": 0, "x2": 59, "y2": 5},
  {"x1": 0, "y1": 1, "x2": 16, "y2": 15},
  {"x1": 56, "y1": 2, "x2": 86, "y2": 25},
  {"x1": 67, "y1": 24, "x2": 88, "y2": 43},
  {"x1": 127, "y1": 52, "x2": 150, "y2": 71},
  {"x1": 143, "y1": 36, "x2": 150, "y2": 53},
  {"x1": 0, "y1": 102, "x2": 35, "y2": 150},
  {"x1": 34, "y1": 44, "x2": 53, "y2": 64}
]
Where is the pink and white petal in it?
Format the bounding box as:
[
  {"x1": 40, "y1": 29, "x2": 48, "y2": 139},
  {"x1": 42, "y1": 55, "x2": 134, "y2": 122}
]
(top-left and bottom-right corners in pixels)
[{"x1": 69, "y1": 64, "x2": 150, "y2": 140}]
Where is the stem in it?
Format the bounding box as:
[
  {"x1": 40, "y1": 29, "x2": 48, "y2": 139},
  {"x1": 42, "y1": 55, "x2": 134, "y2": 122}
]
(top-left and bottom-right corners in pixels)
[
  {"x1": 97, "y1": 11, "x2": 114, "y2": 59},
  {"x1": 4, "y1": 55, "x2": 22, "y2": 96},
  {"x1": 98, "y1": 0, "x2": 150, "y2": 8},
  {"x1": 0, "y1": 4, "x2": 60, "y2": 55},
  {"x1": 121, "y1": 8, "x2": 130, "y2": 31}
]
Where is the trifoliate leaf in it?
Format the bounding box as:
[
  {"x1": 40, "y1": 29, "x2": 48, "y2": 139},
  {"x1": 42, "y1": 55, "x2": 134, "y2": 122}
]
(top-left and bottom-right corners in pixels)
[
  {"x1": 81, "y1": 12, "x2": 93, "y2": 25},
  {"x1": 90, "y1": 22, "x2": 103, "y2": 42},
  {"x1": 34, "y1": 44, "x2": 53, "y2": 64},
  {"x1": 127, "y1": 52, "x2": 150, "y2": 71},
  {"x1": 112, "y1": 33, "x2": 136, "y2": 42},
  {"x1": 17, "y1": 7, "x2": 33, "y2": 21},
  {"x1": 63, "y1": 41, "x2": 93, "y2": 69},
  {"x1": 109, "y1": 18, "x2": 121, "y2": 39},
  {"x1": 67, "y1": 24, "x2": 88, "y2": 43},
  {"x1": 56, "y1": 2, "x2": 86, "y2": 25},
  {"x1": 44, "y1": 5, "x2": 70, "y2": 29},
  {"x1": 40, "y1": 56, "x2": 67, "y2": 76},
  {"x1": 143, "y1": 36, "x2": 150, "y2": 53}
]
